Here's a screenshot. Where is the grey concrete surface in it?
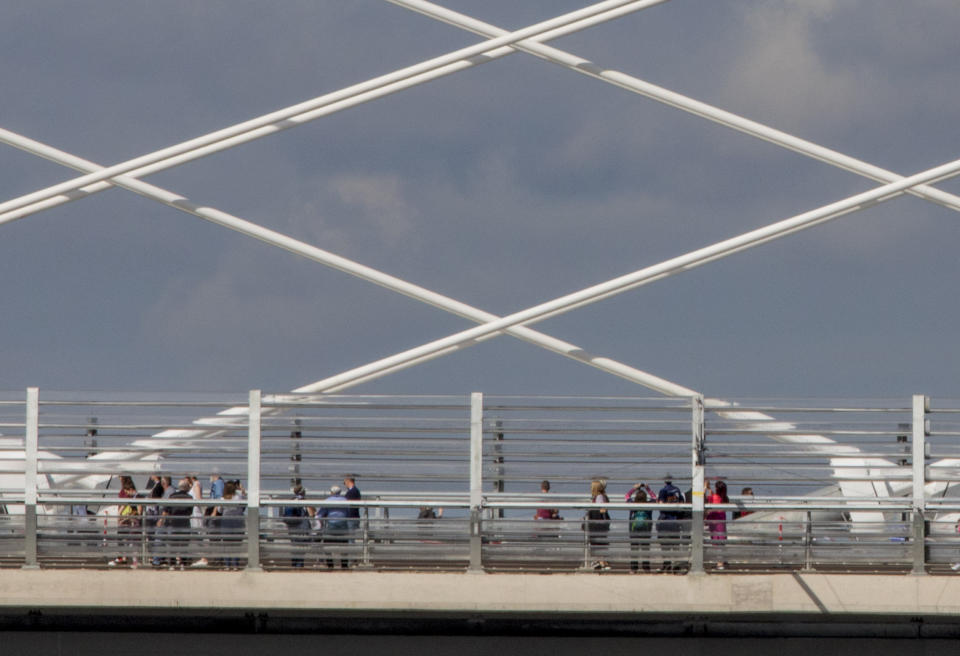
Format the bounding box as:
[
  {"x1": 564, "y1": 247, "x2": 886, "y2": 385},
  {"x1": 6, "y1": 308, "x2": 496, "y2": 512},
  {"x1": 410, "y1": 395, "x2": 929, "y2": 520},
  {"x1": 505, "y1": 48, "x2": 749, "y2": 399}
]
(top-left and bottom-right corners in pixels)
[{"x1": 1, "y1": 570, "x2": 958, "y2": 617}]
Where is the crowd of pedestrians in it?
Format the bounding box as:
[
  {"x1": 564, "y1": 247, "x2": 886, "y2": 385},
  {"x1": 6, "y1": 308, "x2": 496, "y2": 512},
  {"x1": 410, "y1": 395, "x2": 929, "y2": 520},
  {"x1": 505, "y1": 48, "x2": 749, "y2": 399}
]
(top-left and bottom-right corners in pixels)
[
  {"x1": 535, "y1": 475, "x2": 752, "y2": 572},
  {"x1": 102, "y1": 471, "x2": 749, "y2": 571},
  {"x1": 102, "y1": 473, "x2": 365, "y2": 570}
]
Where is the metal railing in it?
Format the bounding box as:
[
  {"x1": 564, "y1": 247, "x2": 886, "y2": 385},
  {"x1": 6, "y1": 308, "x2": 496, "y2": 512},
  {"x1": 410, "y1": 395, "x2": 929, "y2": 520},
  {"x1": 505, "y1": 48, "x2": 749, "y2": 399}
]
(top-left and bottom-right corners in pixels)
[{"x1": 1, "y1": 389, "x2": 959, "y2": 573}]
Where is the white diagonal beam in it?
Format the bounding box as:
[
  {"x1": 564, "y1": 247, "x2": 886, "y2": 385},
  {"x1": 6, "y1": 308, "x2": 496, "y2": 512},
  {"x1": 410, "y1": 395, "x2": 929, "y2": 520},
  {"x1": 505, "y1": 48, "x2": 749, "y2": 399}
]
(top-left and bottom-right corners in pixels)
[
  {"x1": 0, "y1": 0, "x2": 668, "y2": 229},
  {"x1": 388, "y1": 0, "x2": 960, "y2": 215},
  {"x1": 0, "y1": 125, "x2": 695, "y2": 398},
  {"x1": 386, "y1": 0, "x2": 953, "y2": 513},
  {"x1": 0, "y1": 0, "x2": 668, "y2": 225},
  {"x1": 22, "y1": 4, "x2": 928, "y2": 510},
  {"x1": 299, "y1": 156, "x2": 960, "y2": 394},
  {"x1": 14, "y1": 121, "x2": 893, "y2": 505}
]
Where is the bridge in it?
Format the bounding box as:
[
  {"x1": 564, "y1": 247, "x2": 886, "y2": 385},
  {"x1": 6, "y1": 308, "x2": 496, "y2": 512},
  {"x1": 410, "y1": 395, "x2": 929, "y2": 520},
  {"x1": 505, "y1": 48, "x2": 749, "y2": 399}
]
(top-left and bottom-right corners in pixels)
[
  {"x1": 2, "y1": 390, "x2": 960, "y2": 637},
  {"x1": 3, "y1": 0, "x2": 960, "y2": 646}
]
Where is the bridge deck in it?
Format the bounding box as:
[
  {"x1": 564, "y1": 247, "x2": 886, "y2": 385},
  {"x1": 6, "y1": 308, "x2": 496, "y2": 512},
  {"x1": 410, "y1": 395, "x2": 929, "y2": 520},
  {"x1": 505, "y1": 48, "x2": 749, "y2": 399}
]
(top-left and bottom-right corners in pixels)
[{"x1": 3, "y1": 569, "x2": 960, "y2": 637}]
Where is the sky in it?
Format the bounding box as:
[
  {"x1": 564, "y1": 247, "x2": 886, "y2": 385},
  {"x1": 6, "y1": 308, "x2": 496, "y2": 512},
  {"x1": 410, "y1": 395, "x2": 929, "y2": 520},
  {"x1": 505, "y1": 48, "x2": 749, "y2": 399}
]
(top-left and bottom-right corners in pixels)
[{"x1": 1, "y1": 0, "x2": 959, "y2": 402}]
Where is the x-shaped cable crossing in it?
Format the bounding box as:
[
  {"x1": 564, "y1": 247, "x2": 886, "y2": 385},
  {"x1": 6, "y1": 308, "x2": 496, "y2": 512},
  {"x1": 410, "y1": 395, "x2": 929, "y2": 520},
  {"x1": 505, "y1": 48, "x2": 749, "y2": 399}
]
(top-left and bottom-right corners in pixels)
[{"x1": 6, "y1": 0, "x2": 960, "y2": 505}]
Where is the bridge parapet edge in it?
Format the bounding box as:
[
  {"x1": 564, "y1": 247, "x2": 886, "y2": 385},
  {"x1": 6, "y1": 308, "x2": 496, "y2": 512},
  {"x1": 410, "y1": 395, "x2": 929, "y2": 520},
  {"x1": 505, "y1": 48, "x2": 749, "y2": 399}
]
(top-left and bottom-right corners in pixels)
[{"x1": 2, "y1": 571, "x2": 959, "y2": 619}]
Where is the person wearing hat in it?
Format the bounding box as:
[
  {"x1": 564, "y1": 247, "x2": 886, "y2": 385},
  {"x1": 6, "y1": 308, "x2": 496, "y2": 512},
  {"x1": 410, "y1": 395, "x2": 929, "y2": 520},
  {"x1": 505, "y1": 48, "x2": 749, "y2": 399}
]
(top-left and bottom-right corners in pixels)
[
  {"x1": 657, "y1": 474, "x2": 682, "y2": 503},
  {"x1": 656, "y1": 474, "x2": 684, "y2": 572},
  {"x1": 316, "y1": 484, "x2": 350, "y2": 568}
]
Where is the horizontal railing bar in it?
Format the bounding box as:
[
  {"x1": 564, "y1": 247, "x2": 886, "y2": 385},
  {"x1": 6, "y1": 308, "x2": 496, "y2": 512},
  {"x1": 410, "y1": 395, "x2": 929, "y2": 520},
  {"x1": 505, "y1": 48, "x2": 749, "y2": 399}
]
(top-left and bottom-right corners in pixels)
[
  {"x1": 706, "y1": 430, "x2": 913, "y2": 437},
  {"x1": 485, "y1": 404, "x2": 691, "y2": 412},
  {"x1": 37, "y1": 401, "x2": 247, "y2": 408},
  {"x1": 708, "y1": 406, "x2": 911, "y2": 414}
]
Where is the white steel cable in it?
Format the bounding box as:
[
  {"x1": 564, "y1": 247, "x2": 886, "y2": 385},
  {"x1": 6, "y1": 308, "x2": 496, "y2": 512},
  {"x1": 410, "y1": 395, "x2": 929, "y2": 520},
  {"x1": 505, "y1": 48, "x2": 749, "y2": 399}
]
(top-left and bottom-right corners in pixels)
[
  {"x1": 296, "y1": 156, "x2": 960, "y2": 395},
  {"x1": 0, "y1": 0, "x2": 666, "y2": 225},
  {"x1": 0, "y1": 125, "x2": 694, "y2": 400},
  {"x1": 388, "y1": 0, "x2": 960, "y2": 215}
]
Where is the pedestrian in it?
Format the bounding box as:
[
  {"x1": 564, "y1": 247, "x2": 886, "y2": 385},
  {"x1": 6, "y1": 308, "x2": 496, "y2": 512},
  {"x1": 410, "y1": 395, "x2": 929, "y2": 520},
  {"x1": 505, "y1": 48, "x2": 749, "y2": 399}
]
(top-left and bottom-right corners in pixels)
[
  {"x1": 734, "y1": 486, "x2": 754, "y2": 519},
  {"x1": 534, "y1": 480, "x2": 561, "y2": 520},
  {"x1": 706, "y1": 479, "x2": 729, "y2": 570},
  {"x1": 161, "y1": 478, "x2": 194, "y2": 569},
  {"x1": 317, "y1": 484, "x2": 350, "y2": 568},
  {"x1": 627, "y1": 483, "x2": 653, "y2": 572},
  {"x1": 656, "y1": 474, "x2": 684, "y2": 572},
  {"x1": 343, "y1": 476, "x2": 361, "y2": 532},
  {"x1": 145, "y1": 481, "x2": 165, "y2": 566},
  {"x1": 218, "y1": 480, "x2": 245, "y2": 569},
  {"x1": 109, "y1": 475, "x2": 140, "y2": 568},
  {"x1": 586, "y1": 479, "x2": 611, "y2": 570},
  {"x1": 282, "y1": 481, "x2": 314, "y2": 568}
]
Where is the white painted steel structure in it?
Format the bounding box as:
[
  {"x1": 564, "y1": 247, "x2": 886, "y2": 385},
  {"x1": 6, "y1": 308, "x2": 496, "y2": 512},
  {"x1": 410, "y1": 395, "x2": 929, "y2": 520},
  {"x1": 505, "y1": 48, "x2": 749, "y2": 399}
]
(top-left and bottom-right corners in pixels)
[
  {"x1": 2, "y1": 1, "x2": 959, "y2": 548},
  {"x1": 3, "y1": 391, "x2": 960, "y2": 573}
]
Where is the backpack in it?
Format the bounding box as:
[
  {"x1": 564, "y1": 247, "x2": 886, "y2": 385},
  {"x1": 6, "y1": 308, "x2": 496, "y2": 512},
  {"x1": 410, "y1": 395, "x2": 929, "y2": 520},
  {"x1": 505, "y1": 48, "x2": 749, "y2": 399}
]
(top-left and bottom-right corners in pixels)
[
  {"x1": 629, "y1": 508, "x2": 652, "y2": 533},
  {"x1": 282, "y1": 504, "x2": 306, "y2": 528},
  {"x1": 282, "y1": 505, "x2": 305, "y2": 518}
]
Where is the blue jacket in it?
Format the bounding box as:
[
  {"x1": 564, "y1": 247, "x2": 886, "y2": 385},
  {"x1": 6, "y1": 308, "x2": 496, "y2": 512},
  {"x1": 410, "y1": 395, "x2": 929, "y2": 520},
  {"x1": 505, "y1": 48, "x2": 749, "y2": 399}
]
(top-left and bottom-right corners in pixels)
[
  {"x1": 318, "y1": 494, "x2": 349, "y2": 532},
  {"x1": 657, "y1": 483, "x2": 684, "y2": 521}
]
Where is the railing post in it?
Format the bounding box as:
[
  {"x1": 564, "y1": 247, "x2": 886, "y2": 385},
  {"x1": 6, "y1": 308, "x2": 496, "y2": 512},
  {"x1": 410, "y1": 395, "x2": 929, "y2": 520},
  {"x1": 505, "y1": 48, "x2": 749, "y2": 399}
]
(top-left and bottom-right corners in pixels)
[
  {"x1": 23, "y1": 387, "x2": 39, "y2": 569},
  {"x1": 911, "y1": 394, "x2": 928, "y2": 576},
  {"x1": 493, "y1": 419, "x2": 505, "y2": 519},
  {"x1": 246, "y1": 389, "x2": 262, "y2": 571},
  {"x1": 582, "y1": 522, "x2": 592, "y2": 570},
  {"x1": 689, "y1": 394, "x2": 705, "y2": 574},
  {"x1": 469, "y1": 392, "x2": 484, "y2": 572},
  {"x1": 360, "y1": 507, "x2": 372, "y2": 568}
]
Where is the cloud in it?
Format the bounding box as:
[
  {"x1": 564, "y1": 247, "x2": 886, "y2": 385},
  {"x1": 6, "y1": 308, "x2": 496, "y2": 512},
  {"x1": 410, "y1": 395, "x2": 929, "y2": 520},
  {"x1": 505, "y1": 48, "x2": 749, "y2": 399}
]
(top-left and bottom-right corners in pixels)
[
  {"x1": 141, "y1": 261, "x2": 315, "y2": 356},
  {"x1": 273, "y1": 171, "x2": 421, "y2": 262},
  {"x1": 717, "y1": 1, "x2": 860, "y2": 129},
  {"x1": 327, "y1": 173, "x2": 417, "y2": 242}
]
